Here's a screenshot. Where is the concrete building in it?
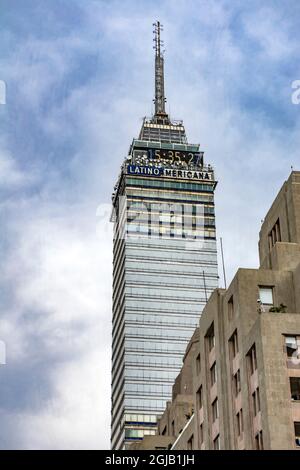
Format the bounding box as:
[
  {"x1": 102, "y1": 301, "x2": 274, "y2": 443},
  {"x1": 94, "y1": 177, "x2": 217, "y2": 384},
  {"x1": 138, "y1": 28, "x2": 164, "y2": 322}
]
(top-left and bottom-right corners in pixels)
[
  {"x1": 133, "y1": 171, "x2": 300, "y2": 450},
  {"x1": 111, "y1": 22, "x2": 219, "y2": 449},
  {"x1": 193, "y1": 171, "x2": 300, "y2": 450}
]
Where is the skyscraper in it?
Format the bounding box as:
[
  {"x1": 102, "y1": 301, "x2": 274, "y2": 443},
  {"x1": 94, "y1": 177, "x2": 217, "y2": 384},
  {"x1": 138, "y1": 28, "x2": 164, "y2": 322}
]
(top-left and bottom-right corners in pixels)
[{"x1": 111, "y1": 21, "x2": 218, "y2": 450}]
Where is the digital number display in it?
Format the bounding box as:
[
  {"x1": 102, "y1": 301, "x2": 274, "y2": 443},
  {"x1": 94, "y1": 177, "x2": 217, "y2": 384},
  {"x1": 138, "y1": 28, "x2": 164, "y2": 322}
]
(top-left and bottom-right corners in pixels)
[{"x1": 133, "y1": 148, "x2": 203, "y2": 166}]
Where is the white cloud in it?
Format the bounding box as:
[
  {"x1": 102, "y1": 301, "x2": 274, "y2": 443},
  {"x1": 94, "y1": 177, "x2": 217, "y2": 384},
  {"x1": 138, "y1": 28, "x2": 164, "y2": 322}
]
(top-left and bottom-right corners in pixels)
[
  {"x1": 0, "y1": 348, "x2": 110, "y2": 449},
  {"x1": 0, "y1": 200, "x2": 112, "y2": 449},
  {"x1": 0, "y1": 146, "x2": 31, "y2": 188},
  {"x1": 242, "y1": 7, "x2": 297, "y2": 60},
  {"x1": 0, "y1": 0, "x2": 300, "y2": 450}
]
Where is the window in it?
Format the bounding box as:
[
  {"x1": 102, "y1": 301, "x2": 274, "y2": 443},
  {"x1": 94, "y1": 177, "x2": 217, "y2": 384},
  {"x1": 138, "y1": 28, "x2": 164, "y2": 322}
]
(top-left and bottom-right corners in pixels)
[
  {"x1": 213, "y1": 434, "x2": 220, "y2": 450},
  {"x1": 252, "y1": 388, "x2": 261, "y2": 416},
  {"x1": 212, "y1": 398, "x2": 219, "y2": 422},
  {"x1": 171, "y1": 420, "x2": 175, "y2": 436},
  {"x1": 125, "y1": 429, "x2": 144, "y2": 438},
  {"x1": 144, "y1": 429, "x2": 156, "y2": 436},
  {"x1": 256, "y1": 388, "x2": 261, "y2": 414},
  {"x1": 254, "y1": 431, "x2": 264, "y2": 450},
  {"x1": 228, "y1": 296, "x2": 234, "y2": 321},
  {"x1": 187, "y1": 434, "x2": 194, "y2": 450},
  {"x1": 290, "y1": 377, "x2": 300, "y2": 401},
  {"x1": 236, "y1": 409, "x2": 243, "y2": 436},
  {"x1": 259, "y1": 286, "x2": 273, "y2": 305},
  {"x1": 295, "y1": 422, "x2": 300, "y2": 447},
  {"x1": 196, "y1": 386, "x2": 203, "y2": 409},
  {"x1": 233, "y1": 370, "x2": 241, "y2": 397},
  {"x1": 285, "y1": 336, "x2": 300, "y2": 358},
  {"x1": 248, "y1": 344, "x2": 257, "y2": 375},
  {"x1": 268, "y1": 218, "x2": 281, "y2": 250},
  {"x1": 209, "y1": 334, "x2": 215, "y2": 351},
  {"x1": 229, "y1": 330, "x2": 239, "y2": 358},
  {"x1": 206, "y1": 323, "x2": 215, "y2": 352},
  {"x1": 196, "y1": 353, "x2": 201, "y2": 375},
  {"x1": 199, "y1": 424, "x2": 204, "y2": 445},
  {"x1": 210, "y1": 362, "x2": 217, "y2": 387}
]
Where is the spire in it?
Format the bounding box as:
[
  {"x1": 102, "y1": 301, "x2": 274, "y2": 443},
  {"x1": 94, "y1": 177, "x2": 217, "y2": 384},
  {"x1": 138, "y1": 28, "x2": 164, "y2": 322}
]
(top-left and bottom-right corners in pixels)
[{"x1": 153, "y1": 21, "x2": 168, "y2": 121}]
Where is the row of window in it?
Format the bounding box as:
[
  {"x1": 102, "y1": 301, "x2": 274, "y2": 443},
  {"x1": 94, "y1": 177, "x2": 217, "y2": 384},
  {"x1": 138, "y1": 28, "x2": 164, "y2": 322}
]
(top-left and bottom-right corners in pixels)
[
  {"x1": 125, "y1": 285, "x2": 211, "y2": 297},
  {"x1": 123, "y1": 414, "x2": 157, "y2": 424},
  {"x1": 125, "y1": 250, "x2": 218, "y2": 265},
  {"x1": 126, "y1": 178, "x2": 214, "y2": 193},
  {"x1": 141, "y1": 130, "x2": 184, "y2": 138},
  {"x1": 124, "y1": 398, "x2": 166, "y2": 410},
  {"x1": 126, "y1": 201, "x2": 215, "y2": 215},
  {"x1": 230, "y1": 333, "x2": 300, "y2": 375},
  {"x1": 126, "y1": 189, "x2": 214, "y2": 203},
  {"x1": 196, "y1": 321, "x2": 300, "y2": 449},
  {"x1": 196, "y1": 390, "x2": 220, "y2": 449},
  {"x1": 196, "y1": 325, "x2": 220, "y2": 449},
  {"x1": 268, "y1": 218, "x2": 281, "y2": 251},
  {"x1": 125, "y1": 428, "x2": 156, "y2": 439},
  {"x1": 124, "y1": 353, "x2": 183, "y2": 366},
  {"x1": 125, "y1": 234, "x2": 217, "y2": 249},
  {"x1": 125, "y1": 327, "x2": 193, "y2": 339},
  {"x1": 126, "y1": 273, "x2": 218, "y2": 287},
  {"x1": 228, "y1": 286, "x2": 275, "y2": 324},
  {"x1": 235, "y1": 342, "x2": 260, "y2": 446},
  {"x1": 233, "y1": 339, "x2": 300, "y2": 448},
  {"x1": 126, "y1": 204, "x2": 215, "y2": 217},
  {"x1": 125, "y1": 368, "x2": 177, "y2": 381},
  {"x1": 126, "y1": 226, "x2": 216, "y2": 239},
  {"x1": 125, "y1": 314, "x2": 199, "y2": 327},
  {"x1": 125, "y1": 383, "x2": 171, "y2": 395},
  {"x1": 126, "y1": 215, "x2": 216, "y2": 228},
  {"x1": 126, "y1": 298, "x2": 204, "y2": 313},
  {"x1": 195, "y1": 326, "x2": 252, "y2": 449},
  {"x1": 125, "y1": 340, "x2": 186, "y2": 354}
]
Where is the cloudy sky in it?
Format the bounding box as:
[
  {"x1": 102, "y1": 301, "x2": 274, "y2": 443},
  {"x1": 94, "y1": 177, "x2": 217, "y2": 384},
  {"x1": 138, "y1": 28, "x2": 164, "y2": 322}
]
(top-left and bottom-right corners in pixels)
[{"x1": 0, "y1": 0, "x2": 299, "y2": 449}]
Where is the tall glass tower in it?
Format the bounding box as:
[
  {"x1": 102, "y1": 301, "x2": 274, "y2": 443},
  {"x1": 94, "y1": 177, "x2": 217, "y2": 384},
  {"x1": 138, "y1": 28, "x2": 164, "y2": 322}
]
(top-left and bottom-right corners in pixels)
[{"x1": 111, "y1": 22, "x2": 218, "y2": 450}]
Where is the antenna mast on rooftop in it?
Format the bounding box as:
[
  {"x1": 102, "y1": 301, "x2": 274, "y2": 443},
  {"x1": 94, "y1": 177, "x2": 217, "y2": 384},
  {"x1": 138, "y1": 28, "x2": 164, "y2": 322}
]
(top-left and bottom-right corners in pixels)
[{"x1": 153, "y1": 21, "x2": 168, "y2": 119}]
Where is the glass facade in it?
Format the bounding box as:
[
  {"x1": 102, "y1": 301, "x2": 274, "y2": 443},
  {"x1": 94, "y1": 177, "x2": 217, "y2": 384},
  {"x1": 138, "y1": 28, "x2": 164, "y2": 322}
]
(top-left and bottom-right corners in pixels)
[{"x1": 111, "y1": 121, "x2": 218, "y2": 449}]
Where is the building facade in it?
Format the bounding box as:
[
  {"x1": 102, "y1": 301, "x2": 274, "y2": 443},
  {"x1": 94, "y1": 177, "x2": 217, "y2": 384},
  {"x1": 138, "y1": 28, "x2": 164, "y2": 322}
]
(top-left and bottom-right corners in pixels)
[
  {"x1": 111, "y1": 22, "x2": 219, "y2": 449},
  {"x1": 128, "y1": 327, "x2": 199, "y2": 451},
  {"x1": 192, "y1": 171, "x2": 300, "y2": 450},
  {"x1": 132, "y1": 171, "x2": 300, "y2": 450}
]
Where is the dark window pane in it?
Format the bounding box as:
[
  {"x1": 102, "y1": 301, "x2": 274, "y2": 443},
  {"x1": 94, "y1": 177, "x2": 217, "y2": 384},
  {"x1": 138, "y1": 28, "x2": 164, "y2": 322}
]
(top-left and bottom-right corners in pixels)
[{"x1": 290, "y1": 377, "x2": 300, "y2": 400}]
